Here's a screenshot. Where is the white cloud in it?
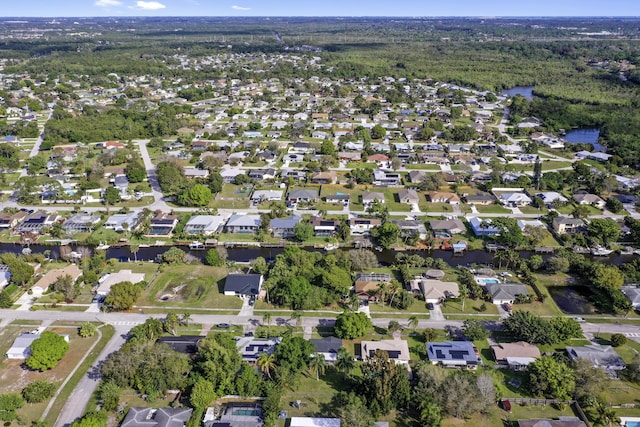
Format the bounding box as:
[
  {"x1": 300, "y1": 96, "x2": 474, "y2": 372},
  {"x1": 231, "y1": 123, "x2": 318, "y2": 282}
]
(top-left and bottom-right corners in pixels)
[
  {"x1": 231, "y1": 5, "x2": 251, "y2": 11},
  {"x1": 134, "y1": 1, "x2": 167, "y2": 10},
  {"x1": 95, "y1": 0, "x2": 123, "y2": 6}
]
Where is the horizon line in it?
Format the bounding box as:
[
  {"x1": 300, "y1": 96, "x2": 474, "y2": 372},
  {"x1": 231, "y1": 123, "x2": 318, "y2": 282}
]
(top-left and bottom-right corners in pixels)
[{"x1": 1, "y1": 15, "x2": 640, "y2": 19}]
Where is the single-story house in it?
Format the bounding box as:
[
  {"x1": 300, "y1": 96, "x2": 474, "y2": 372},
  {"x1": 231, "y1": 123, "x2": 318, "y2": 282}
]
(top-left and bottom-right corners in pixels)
[
  {"x1": 392, "y1": 220, "x2": 428, "y2": 240},
  {"x1": 354, "y1": 273, "x2": 391, "y2": 299},
  {"x1": 484, "y1": 283, "x2": 529, "y2": 305},
  {"x1": 311, "y1": 171, "x2": 337, "y2": 185},
  {"x1": 427, "y1": 191, "x2": 460, "y2": 204},
  {"x1": 62, "y1": 213, "x2": 101, "y2": 233},
  {"x1": 465, "y1": 193, "x2": 496, "y2": 205},
  {"x1": 236, "y1": 336, "x2": 281, "y2": 363},
  {"x1": 148, "y1": 212, "x2": 179, "y2": 236},
  {"x1": 573, "y1": 193, "x2": 606, "y2": 209},
  {"x1": 225, "y1": 214, "x2": 261, "y2": 234},
  {"x1": 349, "y1": 217, "x2": 381, "y2": 236},
  {"x1": 498, "y1": 192, "x2": 532, "y2": 207},
  {"x1": 184, "y1": 167, "x2": 210, "y2": 179},
  {"x1": 104, "y1": 211, "x2": 142, "y2": 232},
  {"x1": 121, "y1": 407, "x2": 193, "y2": 427},
  {"x1": 33, "y1": 264, "x2": 82, "y2": 294},
  {"x1": 0, "y1": 211, "x2": 27, "y2": 229},
  {"x1": 535, "y1": 191, "x2": 569, "y2": 207},
  {"x1": 270, "y1": 215, "x2": 303, "y2": 238},
  {"x1": 310, "y1": 216, "x2": 340, "y2": 237},
  {"x1": 517, "y1": 419, "x2": 587, "y2": 427},
  {"x1": 251, "y1": 189, "x2": 283, "y2": 203},
  {"x1": 223, "y1": 274, "x2": 263, "y2": 298},
  {"x1": 373, "y1": 169, "x2": 401, "y2": 187},
  {"x1": 310, "y1": 336, "x2": 343, "y2": 364},
  {"x1": 248, "y1": 168, "x2": 276, "y2": 180},
  {"x1": 410, "y1": 278, "x2": 460, "y2": 303},
  {"x1": 566, "y1": 344, "x2": 625, "y2": 374},
  {"x1": 517, "y1": 219, "x2": 546, "y2": 232},
  {"x1": 361, "y1": 339, "x2": 411, "y2": 366},
  {"x1": 338, "y1": 152, "x2": 362, "y2": 162},
  {"x1": 367, "y1": 154, "x2": 390, "y2": 164},
  {"x1": 361, "y1": 192, "x2": 385, "y2": 207},
  {"x1": 325, "y1": 193, "x2": 350, "y2": 204},
  {"x1": 289, "y1": 418, "x2": 341, "y2": 427},
  {"x1": 408, "y1": 170, "x2": 426, "y2": 183},
  {"x1": 575, "y1": 151, "x2": 612, "y2": 163},
  {"x1": 220, "y1": 167, "x2": 246, "y2": 183},
  {"x1": 467, "y1": 216, "x2": 501, "y2": 237},
  {"x1": 398, "y1": 189, "x2": 420, "y2": 205},
  {"x1": 429, "y1": 218, "x2": 466, "y2": 236},
  {"x1": 426, "y1": 341, "x2": 480, "y2": 369},
  {"x1": 6, "y1": 332, "x2": 69, "y2": 359},
  {"x1": 0, "y1": 265, "x2": 11, "y2": 289},
  {"x1": 491, "y1": 341, "x2": 541, "y2": 370},
  {"x1": 183, "y1": 215, "x2": 226, "y2": 235},
  {"x1": 622, "y1": 286, "x2": 640, "y2": 308},
  {"x1": 288, "y1": 189, "x2": 319, "y2": 204},
  {"x1": 15, "y1": 211, "x2": 60, "y2": 234},
  {"x1": 97, "y1": 269, "x2": 145, "y2": 297},
  {"x1": 552, "y1": 217, "x2": 585, "y2": 235}
]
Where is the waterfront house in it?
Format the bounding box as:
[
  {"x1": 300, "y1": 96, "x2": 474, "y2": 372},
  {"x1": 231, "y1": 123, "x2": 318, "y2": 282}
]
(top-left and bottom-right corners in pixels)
[
  {"x1": 104, "y1": 211, "x2": 142, "y2": 232},
  {"x1": 270, "y1": 215, "x2": 303, "y2": 238},
  {"x1": 148, "y1": 212, "x2": 178, "y2": 236},
  {"x1": 552, "y1": 217, "x2": 585, "y2": 235},
  {"x1": 225, "y1": 214, "x2": 261, "y2": 234},
  {"x1": 223, "y1": 274, "x2": 263, "y2": 298},
  {"x1": 485, "y1": 283, "x2": 529, "y2": 305},
  {"x1": 467, "y1": 217, "x2": 501, "y2": 237},
  {"x1": 310, "y1": 216, "x2": 340, "y2": 237},
  {"x1": 183, "y1": 215, "x2": 226, "y2": 235}
]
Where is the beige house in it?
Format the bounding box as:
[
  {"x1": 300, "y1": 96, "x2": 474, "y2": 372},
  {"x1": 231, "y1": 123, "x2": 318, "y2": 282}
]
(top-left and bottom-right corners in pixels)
[
  {"x1": 410, "y1": 278, "x2": 460, "y2": 303},
  {"x1": 361, "y1": 339, "x2": 411, "y2": 366},
  {"x1": 32, "y1": 264, "x2": 82, "y2": 293},
  {"x1": 428, "y1": 191, "x2": 460, "y2": 204},
  {"x1": 491, "y1": 341, "x2": 541, "y2": 370}
]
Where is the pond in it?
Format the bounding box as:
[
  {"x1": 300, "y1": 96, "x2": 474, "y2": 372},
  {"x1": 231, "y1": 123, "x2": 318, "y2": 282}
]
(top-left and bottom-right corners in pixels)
[
  {"x1": 503, "y1": 86, "x2": 534, "y2": 101},
  {"x1": 564, "y1": 129, "x2": 605, "y2": 152},
  {"x1": 547, "y1": 286, "x2": 597, "y2": 315}
]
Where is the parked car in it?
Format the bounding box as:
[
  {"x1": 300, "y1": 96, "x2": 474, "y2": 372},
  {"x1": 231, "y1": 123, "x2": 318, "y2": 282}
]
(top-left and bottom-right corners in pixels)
[
  {"x1": 217, "y1": 323, "x2": 231, "y2": 328},
  {"x1": 426, "y1": 302, "x2": 435, "y2": 310}
]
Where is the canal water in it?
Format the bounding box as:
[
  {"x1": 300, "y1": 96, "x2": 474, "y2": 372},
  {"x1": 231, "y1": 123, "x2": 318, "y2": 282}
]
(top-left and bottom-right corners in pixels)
[
  {"x1": 564, "y1": 129, "x2": 605, "y2": 152},
  {"x1": 503, "y1": 86, "x2": 534, "y2": 101},
  {"x1": 2, "y1": 243, "x2": 634, "y2": 267}
]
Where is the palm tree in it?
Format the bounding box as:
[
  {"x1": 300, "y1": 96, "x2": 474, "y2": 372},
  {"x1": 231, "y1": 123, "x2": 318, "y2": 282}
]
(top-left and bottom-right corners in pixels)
[
  {"x1": 494, "y1": 249, "x2": 508, "y2": 270},
  {"x1": 387, "y1": 320, "x2": 402, "y2": 336},
  {"x1": 263, "y1": 312, "x2": 272, "y2": 336},
  {"x1": 256, "y1": 352, "x2": 276, "y2": 380},
  {"x1": 181, "y1": 312, "x2": 191, "y2": 327},
  {"x1": 130, "y1": 242, "x2": 140, "y2": 263},
  {"x1": 308, "y1": 353, "x2": 326, "y2": 381},
  {"x1": 377, "y1": 282, "x2": 389, "y2": 306},
  {"x1": 407, "y1": 315, "x2": 419, "y2": 331},
  {"x1": 290, "y1": 310, "x2": 303, "y2": 327},
  {"x1": 335, "y1": 347, "x2": 355, "y2": 374},
  {"x1": 388, "y1": 280, "x2": 401, "y2": 308}
]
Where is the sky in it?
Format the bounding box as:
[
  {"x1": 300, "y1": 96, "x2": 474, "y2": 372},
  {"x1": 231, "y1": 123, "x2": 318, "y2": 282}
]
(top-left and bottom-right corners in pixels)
[{"x1": 0, "y1": 0, "x2": 639, "y2": 17}]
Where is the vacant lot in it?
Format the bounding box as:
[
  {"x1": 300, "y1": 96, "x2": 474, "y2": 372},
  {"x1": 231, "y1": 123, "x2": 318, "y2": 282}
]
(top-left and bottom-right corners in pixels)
[{"x1": 141, "y1": 264, "x2": 242, "y2": 310}]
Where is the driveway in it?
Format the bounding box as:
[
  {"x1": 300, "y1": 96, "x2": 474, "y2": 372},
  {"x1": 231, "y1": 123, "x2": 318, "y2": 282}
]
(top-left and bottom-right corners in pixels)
[
  {"x1": 53, "y1": 325, "x2": 131, "y2": 427},
  {"x1": 429, "y1": 304, "x2": 445, "y2": 321},
  {"x1": 238, "y1": 297, "x2": 254, "y2": 317}
]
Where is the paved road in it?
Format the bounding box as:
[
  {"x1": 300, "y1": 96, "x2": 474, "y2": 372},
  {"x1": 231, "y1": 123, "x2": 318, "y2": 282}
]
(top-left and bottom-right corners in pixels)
[
  {"x1": 135, "y1": 139, "x2": 170, "y2": 211},
  {"x1": 18, "y1": 109, "x2": 54, "y2": 178},
  {"x1": 54, "y1": 325, "x2": 130, "y2": 427}
]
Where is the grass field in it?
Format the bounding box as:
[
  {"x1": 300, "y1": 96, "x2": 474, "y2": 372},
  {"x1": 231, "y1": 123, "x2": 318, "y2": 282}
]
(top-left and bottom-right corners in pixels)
[{"x1": 140, "y1": 264, "x2": 242, "y2": 310}]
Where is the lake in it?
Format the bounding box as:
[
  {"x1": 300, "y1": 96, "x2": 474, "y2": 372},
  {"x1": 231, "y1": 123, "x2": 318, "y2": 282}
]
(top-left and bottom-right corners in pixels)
[
  {"x1": 503, "y1": 86, "x2": 534, "y2": 101},
  {"x1": 564, "y1": 129, "x2": 605, "y2": 152}
]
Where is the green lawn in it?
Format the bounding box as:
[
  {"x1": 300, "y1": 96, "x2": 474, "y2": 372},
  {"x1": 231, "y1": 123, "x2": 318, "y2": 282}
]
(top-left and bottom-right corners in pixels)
[
  {"x1": 441, "y1": 298, "x2": 499, "y2": 315},
  {"x1": 405, "y1": 164, "x2": 441, "y2": 170},
  {"x1": 219, "y1": 183, "x2": 253, "y2": 199},
  {"x1": 140, "y1": 264, "x2": 242, "y2": 310},
  {"x1": 520, "y1": 205, "x2": 548, "y2": 214}
]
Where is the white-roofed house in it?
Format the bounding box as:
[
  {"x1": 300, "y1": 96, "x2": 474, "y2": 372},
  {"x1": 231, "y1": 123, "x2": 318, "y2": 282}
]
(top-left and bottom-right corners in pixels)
[
  {"x1": 104, "y1": 211, "x2": 142, "y2": 232},
  {"x1": 225, "y1": 214, "x2": 261, "y2": 234},
  {"x1": 183, "y1": 215, "x2": 226, "y2": 235},
  {"x1": 97, "y1": 269, "x2": 146, "y2": 297},
  {"x1": 289, "y1": 418, "x2": 341, "y2": 427}
]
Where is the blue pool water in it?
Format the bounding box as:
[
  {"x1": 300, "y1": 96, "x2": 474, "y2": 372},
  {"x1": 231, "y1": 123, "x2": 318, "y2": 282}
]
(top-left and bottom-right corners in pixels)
[
  {"x1": 476, "y1": 278, "x2": 500, "y2": 285},
  {"x1": 626, "y1": 422, "x2": 640, "y2": 427}
]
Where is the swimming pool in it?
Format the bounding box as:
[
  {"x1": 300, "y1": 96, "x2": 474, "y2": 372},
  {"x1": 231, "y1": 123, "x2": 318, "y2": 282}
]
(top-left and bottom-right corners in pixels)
[
  {"x1": 476, "y1": 277, "x2": 500, "y2": 285},
  {"x1": 620, "y1": 417, "x2": 640, "y2": 427},
  {"x1": 625, "y1": 422, "x2": 640, "y2": 427}
]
